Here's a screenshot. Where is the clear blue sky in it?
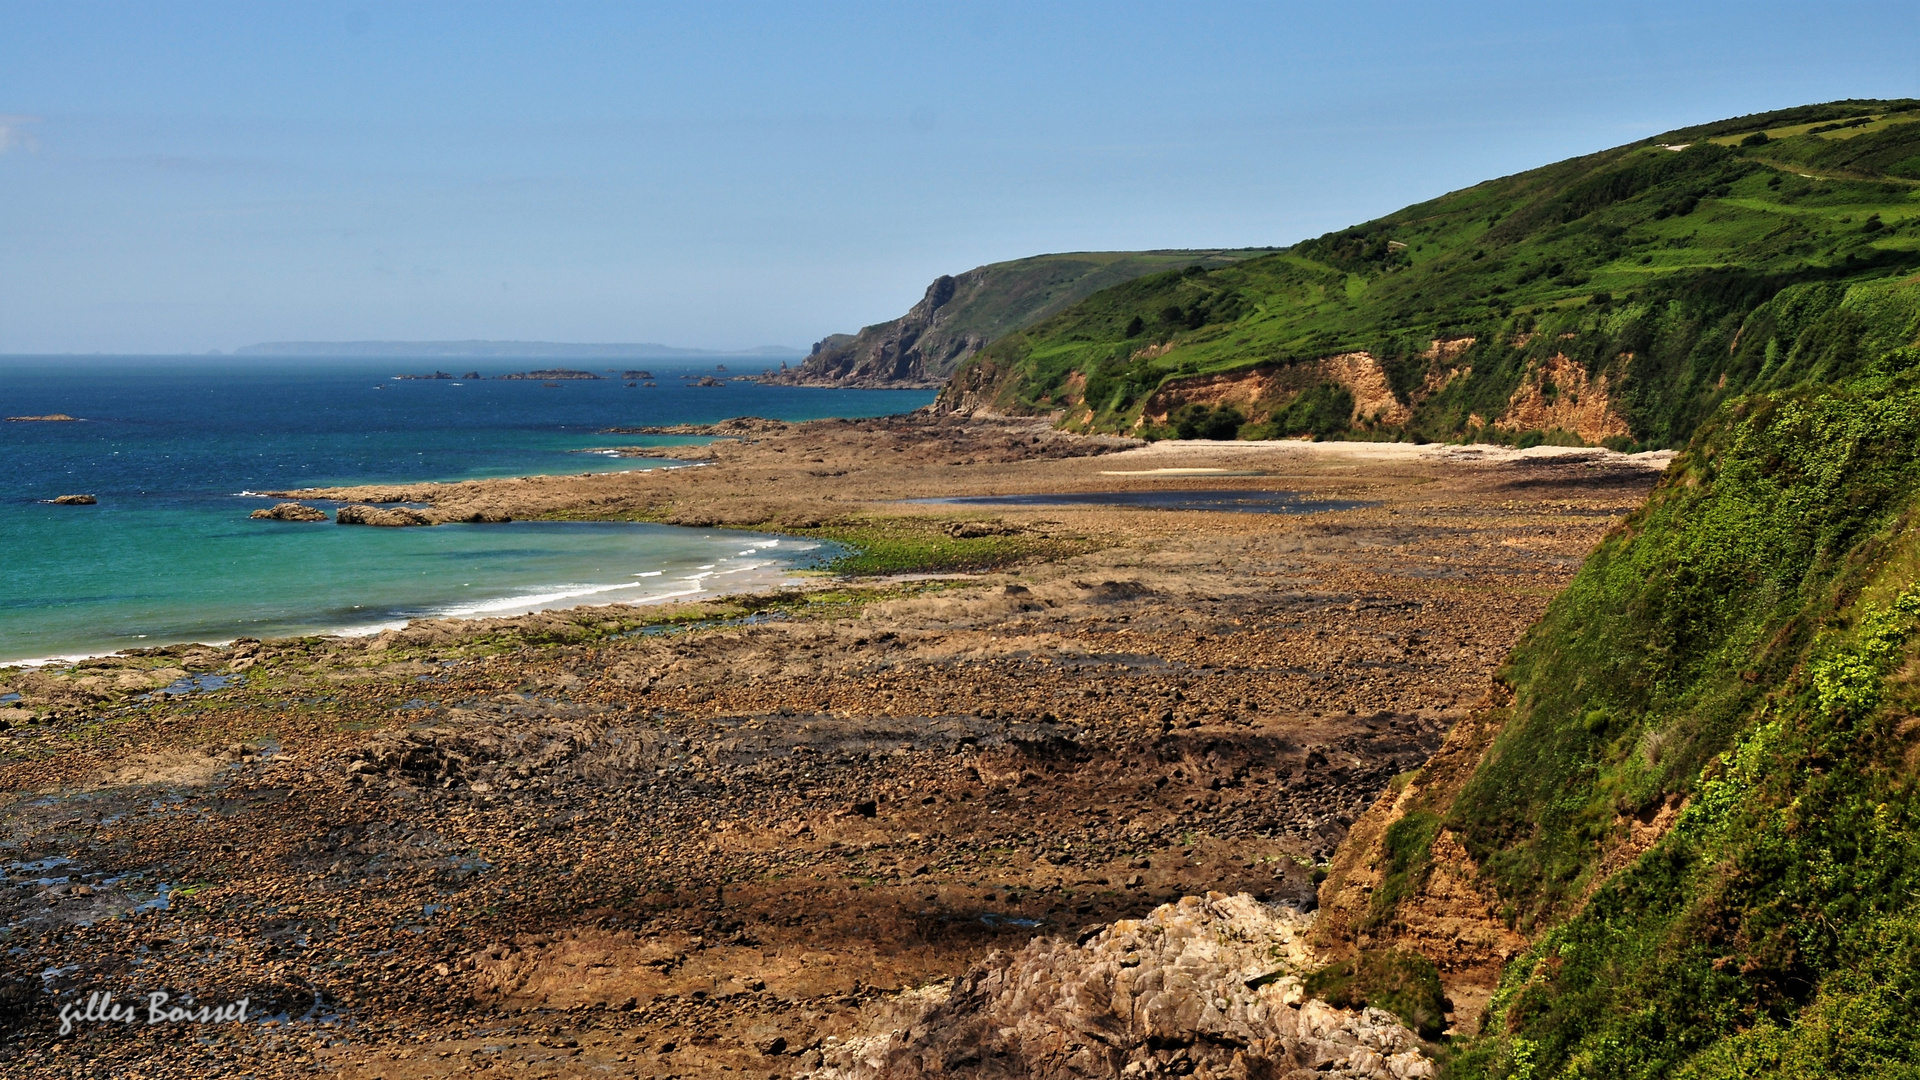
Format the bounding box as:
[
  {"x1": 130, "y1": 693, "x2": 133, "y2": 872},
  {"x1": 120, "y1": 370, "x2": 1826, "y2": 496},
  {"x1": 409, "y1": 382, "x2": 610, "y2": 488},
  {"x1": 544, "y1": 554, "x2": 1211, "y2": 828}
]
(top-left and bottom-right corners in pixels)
[{"x1": 1, "y1": 1, "x2": 1914, "y2": 354}]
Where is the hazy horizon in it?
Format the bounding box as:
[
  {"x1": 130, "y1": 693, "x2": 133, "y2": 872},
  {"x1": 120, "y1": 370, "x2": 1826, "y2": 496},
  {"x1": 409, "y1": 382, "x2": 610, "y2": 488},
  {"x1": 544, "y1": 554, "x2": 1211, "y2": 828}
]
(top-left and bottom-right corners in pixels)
[{"x1": 2, "y1": 1, "x2": 1915, "y2": 355}]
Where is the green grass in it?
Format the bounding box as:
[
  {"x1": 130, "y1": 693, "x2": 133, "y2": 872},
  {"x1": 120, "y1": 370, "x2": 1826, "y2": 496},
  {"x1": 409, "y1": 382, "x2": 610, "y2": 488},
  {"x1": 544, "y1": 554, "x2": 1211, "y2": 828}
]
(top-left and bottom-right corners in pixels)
[
  {"x1": 799, "y1": 247, "x2": 1282, "y2": 382},
  {"x1": 787, "y1": 516, "x2": 1100, "y2": 576},
  {"x1": 1428, "y1": 357, "x2": 1920, "y2": 1077},
  {"x1": 1304, "y1": 949, "x2": 1448, "y2": 1040},
  {"x1": 941, "y1": 99, "x2": 1920, "y2": 451}
]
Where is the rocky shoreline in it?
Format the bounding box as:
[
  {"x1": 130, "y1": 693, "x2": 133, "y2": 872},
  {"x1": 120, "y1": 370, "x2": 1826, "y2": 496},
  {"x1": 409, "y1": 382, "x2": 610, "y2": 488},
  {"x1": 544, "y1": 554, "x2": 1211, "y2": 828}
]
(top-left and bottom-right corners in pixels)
[{"x1": 0, "y1": 415, "x2": 1665, "y2": 1077}]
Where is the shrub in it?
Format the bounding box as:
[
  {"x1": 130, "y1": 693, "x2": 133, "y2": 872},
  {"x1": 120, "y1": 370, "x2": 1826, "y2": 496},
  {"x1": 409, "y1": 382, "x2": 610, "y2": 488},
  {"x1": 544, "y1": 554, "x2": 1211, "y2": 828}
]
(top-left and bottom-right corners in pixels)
[
  {"x1": 1305, "y1": 949, "x2": 1447, "y2": 1039},
  {"x1": 1251, "y1": 381, "x2": 1355, "y2": 440},
  {"x1": 1171, "y1": 403, "x2": 1245, "y2": 440}
]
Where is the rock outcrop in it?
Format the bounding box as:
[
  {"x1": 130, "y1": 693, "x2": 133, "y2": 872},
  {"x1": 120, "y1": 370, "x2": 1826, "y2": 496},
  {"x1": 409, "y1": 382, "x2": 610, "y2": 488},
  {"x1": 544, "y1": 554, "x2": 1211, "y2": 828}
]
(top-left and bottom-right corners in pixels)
[
  {"x1": 48, "y1": 494, "x2": 97, "y2": 505},
  {"x1": 1491, "y1": 352, "x2": 1631, "y2": 443},
  {"x1": 816, "y1": 894, "x2": 1434, "y2": 1080},
  {"x1": 335, "y1": 504, "x2": 433, "y2": 527},
  {"x1": 495, "y1": 369, "x2": 603, "y2": 380},
  {"x1": 769, "y1": 251, "x2": 1277, "y2": 389},
  {"x1": 597, "y1": 416, "x2": 790, "y2": 437},
  {"x1": 6, "y1": 414, "x2": 80, "y2": 422},
  {"x1": 250, "y1": 502, "x2": 329, "y2": 522},
  {"x1": 779, "y1": 275, "x2": 983, "y2": 389},
  {"x1": 1129, "y1": 345, "x2": 1462, "y2": 433}
]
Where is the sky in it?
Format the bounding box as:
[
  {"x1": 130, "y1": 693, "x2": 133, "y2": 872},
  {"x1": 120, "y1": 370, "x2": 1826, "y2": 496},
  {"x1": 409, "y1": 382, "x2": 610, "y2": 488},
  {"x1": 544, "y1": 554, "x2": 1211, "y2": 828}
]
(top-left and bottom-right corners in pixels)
[{"x1": 0, "y1": 2, "x2": 1915, "y2": 355}]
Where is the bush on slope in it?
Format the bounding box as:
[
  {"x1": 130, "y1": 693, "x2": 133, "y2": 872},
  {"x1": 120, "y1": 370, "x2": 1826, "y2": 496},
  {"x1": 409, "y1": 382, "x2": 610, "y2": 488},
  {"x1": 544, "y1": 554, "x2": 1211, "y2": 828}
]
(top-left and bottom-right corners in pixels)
[{"x1": 1432, "y1": 288, "x2": 1920, "y2": 1076}]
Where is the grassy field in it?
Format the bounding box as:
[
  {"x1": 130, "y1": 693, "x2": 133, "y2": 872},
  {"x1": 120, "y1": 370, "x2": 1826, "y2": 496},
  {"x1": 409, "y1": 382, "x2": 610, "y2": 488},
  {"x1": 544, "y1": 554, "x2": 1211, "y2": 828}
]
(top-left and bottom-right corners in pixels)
[{"x1": 942, "y1": 99, "x2": 1920, "y2": 450}]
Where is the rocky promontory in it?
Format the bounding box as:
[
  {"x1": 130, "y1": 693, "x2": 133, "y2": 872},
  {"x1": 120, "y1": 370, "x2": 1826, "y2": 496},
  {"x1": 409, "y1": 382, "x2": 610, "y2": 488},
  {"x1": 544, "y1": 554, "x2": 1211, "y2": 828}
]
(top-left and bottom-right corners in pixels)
[{"x1": 763, "y1": 250, "x2": 1277, "y2": 389}]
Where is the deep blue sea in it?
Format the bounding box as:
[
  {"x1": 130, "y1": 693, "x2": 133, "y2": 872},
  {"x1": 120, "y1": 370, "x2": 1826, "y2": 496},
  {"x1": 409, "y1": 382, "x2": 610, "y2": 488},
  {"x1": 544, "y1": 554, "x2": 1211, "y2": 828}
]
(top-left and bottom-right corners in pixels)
[{"x1": 0, "y1": 356, "x2": 934, "y2": 663}]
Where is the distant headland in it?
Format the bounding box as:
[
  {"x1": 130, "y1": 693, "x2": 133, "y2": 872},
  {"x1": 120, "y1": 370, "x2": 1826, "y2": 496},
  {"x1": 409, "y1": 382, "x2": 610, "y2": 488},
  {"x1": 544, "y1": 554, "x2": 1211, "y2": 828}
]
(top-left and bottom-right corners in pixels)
[{"x1": 232, "y1": 340, "x2": 805, "y2": 360}]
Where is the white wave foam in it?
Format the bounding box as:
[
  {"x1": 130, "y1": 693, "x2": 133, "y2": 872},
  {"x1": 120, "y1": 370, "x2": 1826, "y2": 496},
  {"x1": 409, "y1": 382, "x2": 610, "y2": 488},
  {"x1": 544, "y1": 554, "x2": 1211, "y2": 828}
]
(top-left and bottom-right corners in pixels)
[{"x1": 3, "y1": 526, "x2": 815, "y2": 667}]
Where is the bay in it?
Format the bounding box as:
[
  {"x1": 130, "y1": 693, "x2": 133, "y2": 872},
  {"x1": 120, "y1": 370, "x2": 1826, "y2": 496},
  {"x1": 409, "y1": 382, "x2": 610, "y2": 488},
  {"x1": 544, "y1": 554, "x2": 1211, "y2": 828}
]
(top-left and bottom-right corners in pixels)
[{"x1": 0, "y1": 356, "x2": 933, "y2": 662}]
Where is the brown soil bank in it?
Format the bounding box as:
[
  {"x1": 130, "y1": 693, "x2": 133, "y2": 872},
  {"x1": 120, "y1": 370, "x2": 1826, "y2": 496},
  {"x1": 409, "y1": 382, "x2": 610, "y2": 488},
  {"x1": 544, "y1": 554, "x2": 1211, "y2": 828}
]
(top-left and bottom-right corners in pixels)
[{"x1": 0, "y1": 416, "x2": 1664, "y2": 1077}]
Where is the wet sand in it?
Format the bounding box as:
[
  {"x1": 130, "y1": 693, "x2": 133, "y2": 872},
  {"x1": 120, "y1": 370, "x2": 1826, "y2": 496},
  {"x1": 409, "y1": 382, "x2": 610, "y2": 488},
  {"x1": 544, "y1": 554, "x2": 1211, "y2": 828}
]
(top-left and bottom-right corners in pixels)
[{"x1": 0, "y1": 415, "x2": 1666, "y2": 1077}]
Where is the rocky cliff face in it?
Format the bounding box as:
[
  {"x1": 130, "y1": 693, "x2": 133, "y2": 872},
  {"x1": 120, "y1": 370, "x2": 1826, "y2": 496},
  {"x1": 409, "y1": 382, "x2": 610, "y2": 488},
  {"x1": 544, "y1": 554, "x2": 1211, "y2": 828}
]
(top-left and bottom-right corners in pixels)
[
  {"x1": 767, "y1": 251, "x2": 1279, "y2": 389},
  {"x1": 771, "y1": 274, "x2": 983, "y2": 389}
]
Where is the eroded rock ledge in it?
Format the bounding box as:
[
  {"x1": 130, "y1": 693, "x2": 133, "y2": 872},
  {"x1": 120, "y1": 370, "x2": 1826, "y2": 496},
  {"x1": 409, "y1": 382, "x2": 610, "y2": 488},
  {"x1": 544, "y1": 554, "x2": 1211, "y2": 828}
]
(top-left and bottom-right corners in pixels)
[{"x1": 817, "y1": 893, "x2": 1433, "y2": 1080}]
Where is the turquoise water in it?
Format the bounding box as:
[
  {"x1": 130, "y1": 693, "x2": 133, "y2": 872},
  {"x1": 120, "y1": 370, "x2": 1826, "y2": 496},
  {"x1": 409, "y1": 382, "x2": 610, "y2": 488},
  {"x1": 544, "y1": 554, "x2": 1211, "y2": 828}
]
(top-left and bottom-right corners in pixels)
[{"x1": 1, "y1": 356, "x2": 934, "y2": 663}]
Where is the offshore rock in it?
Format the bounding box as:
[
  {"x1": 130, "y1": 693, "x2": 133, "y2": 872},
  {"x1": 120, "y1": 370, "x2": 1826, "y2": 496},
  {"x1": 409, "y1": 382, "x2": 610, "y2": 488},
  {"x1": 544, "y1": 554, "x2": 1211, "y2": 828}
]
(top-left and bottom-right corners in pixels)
[
  {"x1": 250, "y1": 501, "x2": 329, "y2": 522},
  {"x1": 49, "y1": 494, "x2": 98, "y2": 505},
  {"x1": 496, "y1": 368, "x2": 603, "y2": 380},
  {"x1": 335, "y1": 504, "x2": 433, "y2": 527},
  {"x1": 815, "y1": 893, "x2": 1434, "y2": 1080}
]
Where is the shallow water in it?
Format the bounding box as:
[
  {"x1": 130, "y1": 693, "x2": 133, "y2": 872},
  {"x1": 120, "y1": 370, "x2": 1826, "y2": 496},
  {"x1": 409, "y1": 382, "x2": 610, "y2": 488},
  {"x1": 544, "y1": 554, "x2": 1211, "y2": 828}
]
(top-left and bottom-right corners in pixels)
[
  {"x1": 912, "y1": 489, "x2": 1372, "y2": 513},
  {"x1": 1, "y1": 356, "x2": 932, "y2": 662}
]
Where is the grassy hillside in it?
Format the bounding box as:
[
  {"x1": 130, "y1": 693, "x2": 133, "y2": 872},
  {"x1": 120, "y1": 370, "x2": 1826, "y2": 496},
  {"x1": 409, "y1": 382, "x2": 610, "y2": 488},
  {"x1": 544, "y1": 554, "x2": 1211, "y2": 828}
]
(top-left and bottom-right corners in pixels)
[
  {"x1": 1392, "y1": 277, "x2": 1920, "y2": 1077},
  {"x1": 938, "y1": 100, "x2": 1920, "y2": 449},
  {"x1": 767, "y1": 249, "x2": 1276, "y2": 387}
]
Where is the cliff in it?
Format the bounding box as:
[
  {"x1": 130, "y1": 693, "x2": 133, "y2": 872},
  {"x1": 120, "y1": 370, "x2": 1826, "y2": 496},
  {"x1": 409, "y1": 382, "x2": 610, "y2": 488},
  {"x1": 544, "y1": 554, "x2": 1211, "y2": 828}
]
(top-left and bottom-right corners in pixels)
[
  {"x1": 936, "y1": 99, "x2": 1920, "y2": 451},
  {"x1": 1311, "y1": 276, "x2": 1920, "y2": 1074},
  {"x1": 763, "y1": 250, "x2": 1278, "y2": 389}
]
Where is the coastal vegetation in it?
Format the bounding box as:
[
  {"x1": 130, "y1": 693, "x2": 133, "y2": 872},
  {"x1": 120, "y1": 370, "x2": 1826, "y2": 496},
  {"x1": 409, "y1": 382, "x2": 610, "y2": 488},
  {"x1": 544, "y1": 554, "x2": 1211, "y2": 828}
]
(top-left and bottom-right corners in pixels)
[
  {"x1": 1429, "y1": 364, "x2": 1920, "y2": 1077},
  {"x1": 13, "y1": 95, "x2": 1920, "y2": 1077},
  {"x1": 1309, "y1": 238, "x2": 1920, "y2": 1071},
  {"x1": 790, "y1": 516, "x2": 1101, "y2": 576},
  {"x1": 768, "y1": 248, "x2": 1279, "y2": 388},
  {"x1": 938, "y1": 100, "x2": 1920, "y2": 451},
  {"x1": 911, "y1": 97, "x2": 1920, "y2": 1075}
]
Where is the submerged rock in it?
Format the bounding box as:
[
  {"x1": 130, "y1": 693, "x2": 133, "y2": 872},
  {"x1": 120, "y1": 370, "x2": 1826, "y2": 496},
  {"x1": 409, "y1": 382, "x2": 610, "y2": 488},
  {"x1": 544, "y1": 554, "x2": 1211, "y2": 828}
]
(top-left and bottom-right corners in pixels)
[
  {"x1": 48, "y1": 494, "x2": 97, "y2": 505},
  {"x1": 816, "y1": 893, "x2": 1434, "y2": 1080},
  {"x1": 250, "y1": 501, "x2": 329, "y2": 522},
  {"x1": 336, "y1": 504, "x2": 433, "y2": 527}
]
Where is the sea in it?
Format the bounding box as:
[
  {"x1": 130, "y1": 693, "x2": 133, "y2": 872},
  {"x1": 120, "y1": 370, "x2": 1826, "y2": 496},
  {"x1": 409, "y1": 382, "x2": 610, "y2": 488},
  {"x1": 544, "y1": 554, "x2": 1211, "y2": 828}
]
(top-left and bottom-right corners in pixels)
[{"x1": 0, "y1": 355, "x2": 935, "y2": 665}]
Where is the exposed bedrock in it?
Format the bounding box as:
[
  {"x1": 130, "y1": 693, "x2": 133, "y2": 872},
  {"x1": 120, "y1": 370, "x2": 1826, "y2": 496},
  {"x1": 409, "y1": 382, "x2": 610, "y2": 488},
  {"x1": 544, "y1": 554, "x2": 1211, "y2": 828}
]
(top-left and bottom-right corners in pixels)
[
  {"x1": 816, "y1": 894, "x2": 1433, "y2": 1080},
  {"x1": 249, "y1": 501, "x2": 328, "y2": 521}
]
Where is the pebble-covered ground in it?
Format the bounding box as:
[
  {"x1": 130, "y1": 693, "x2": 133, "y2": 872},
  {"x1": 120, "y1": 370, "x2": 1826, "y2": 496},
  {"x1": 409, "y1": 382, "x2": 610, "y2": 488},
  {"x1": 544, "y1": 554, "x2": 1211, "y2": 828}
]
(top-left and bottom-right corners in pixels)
[{"x1": 0, "y1": 417, "x2": 1664, "y2": 1077}]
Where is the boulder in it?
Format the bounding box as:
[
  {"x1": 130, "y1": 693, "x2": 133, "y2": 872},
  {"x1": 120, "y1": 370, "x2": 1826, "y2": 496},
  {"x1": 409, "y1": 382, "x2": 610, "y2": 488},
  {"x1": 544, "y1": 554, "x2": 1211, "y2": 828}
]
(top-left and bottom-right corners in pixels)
[
  {"x1": 250, "y1": 502, "x2": 329, "y2": 522},
  {"x1": 816, "y1": 893, "x2": 1435, "y2": 1080},
  {"x1": 335, "y1": 504, "x2": 433, "y2": 527},
  {"x1": 49, "y1": 494, "x2": 97, "y2": 505}
]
